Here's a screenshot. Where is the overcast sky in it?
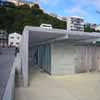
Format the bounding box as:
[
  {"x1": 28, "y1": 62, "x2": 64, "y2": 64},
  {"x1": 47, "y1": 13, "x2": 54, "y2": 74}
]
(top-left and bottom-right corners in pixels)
[{"x1": 7, "y1": 0, "x2": 100, "y2": 24}]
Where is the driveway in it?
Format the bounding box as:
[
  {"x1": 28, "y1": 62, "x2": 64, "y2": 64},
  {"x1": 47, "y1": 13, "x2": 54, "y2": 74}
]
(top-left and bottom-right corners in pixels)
[{"x1": 15, "y1": 68, "x2": 100, "y2": 100}]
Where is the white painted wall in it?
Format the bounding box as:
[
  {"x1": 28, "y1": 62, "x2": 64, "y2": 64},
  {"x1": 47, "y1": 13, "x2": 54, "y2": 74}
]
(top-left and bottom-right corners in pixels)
[
  {"x1": 51, "y1": 41, "x2": 100, "y2": 75},
  {"x1": 51, "y1": 41, "x2": 81, "y2": 75},
  {"x1": 95, "y1": 47, "x2": 100, "y2": 71},
  {"x1": 67, "y1": 16, "x2": 84, "y2": 32},
  {"x1": 8, "y1": 33, "x2": 22, "y2": 47}
]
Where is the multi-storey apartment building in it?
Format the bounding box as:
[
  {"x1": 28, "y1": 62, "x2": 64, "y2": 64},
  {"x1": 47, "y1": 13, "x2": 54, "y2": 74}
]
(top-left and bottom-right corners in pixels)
[{"x1": 67, "y1": 16, "x2": 84, "y2": 32}]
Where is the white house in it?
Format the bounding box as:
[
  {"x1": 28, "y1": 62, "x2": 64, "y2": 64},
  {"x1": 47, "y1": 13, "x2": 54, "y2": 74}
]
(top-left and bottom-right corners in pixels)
[{"x1": 8, "y1": 32, "x2": 21, "y2": 47}]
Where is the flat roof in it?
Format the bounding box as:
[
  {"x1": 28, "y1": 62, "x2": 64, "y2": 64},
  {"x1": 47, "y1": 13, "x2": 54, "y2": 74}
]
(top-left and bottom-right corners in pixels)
[
  {"x1": 68, "y1": 31, "x2": 100, "y2": 40},
  {"x1": 23, "y1": 26, "x2": 66, "y2": 47},
  {"x1": 23, "y1": 26, "x2": 100, "y2": 46}
]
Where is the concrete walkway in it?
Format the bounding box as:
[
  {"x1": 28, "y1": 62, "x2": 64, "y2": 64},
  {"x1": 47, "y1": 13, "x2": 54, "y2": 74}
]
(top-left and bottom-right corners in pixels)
[{"x1": 15, "y1": 68, "x2": 100, "y2": 100}]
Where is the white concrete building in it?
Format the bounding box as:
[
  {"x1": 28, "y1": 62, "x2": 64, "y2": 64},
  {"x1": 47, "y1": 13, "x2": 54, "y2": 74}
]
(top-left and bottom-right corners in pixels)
[
  {"x1": 67, "y1": 16, "x2": 84, "y2": 32},
  {"x1": 18, "y1": 26, "x2": 100, "y2": 87},
  {"x1": 8, "y1": 32, "x2": 21, "y2": 47},
  {"x1": 95, "y1": 25, "x2": 100, "y2": 31}
]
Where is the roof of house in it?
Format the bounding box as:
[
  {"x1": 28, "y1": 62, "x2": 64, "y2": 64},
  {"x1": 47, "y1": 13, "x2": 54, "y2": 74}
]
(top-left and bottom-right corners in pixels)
[{"x1": 22, "y1": 26, "x2": 100, "y2": 46}]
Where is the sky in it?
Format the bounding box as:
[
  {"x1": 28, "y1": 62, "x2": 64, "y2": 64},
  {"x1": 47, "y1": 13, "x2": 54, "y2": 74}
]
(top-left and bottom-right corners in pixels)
[{"x1": 7, "y1": 0, "x2": 100, "y2": 24}]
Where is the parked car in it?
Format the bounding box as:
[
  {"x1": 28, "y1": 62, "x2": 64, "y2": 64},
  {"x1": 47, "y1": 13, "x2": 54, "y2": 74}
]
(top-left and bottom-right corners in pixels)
[{"x1": 40, "y1": 24, "x2": 52, "y2": 29}]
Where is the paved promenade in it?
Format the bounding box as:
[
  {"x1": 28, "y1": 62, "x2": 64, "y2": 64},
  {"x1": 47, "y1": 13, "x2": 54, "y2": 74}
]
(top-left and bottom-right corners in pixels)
[
  {"x1": 15, "y1": 67, "x2": 100, "y2": 100},
  {"x1": 0, "y1": 48, "x2": 15, "y2": 100}
]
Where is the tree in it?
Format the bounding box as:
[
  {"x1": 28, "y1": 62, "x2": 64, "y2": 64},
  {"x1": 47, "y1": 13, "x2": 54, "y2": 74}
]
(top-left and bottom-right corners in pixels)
[
  {"x1": 33, "y1": 4, "x2": 40, "y2": 9},
  {"x1": 18, "y1": 4, "x2": 30, "y2": 9},
  {"x1": 0, "y1": 5, "x2": 66, "y2": 34},
  {"x1": 84, "y1": 25, "x2": 95, "y2": 32}
]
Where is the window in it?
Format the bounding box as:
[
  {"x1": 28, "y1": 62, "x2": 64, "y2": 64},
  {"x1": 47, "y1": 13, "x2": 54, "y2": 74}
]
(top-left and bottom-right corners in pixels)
[
  {"x1": 10, "y1": 42, "x2": 13, "y2": 44},
  {"x1": 16, "y1": 42, "x2": 19, "y2": 45},
  {"x1": 10, "y1": 42, "x2": 13, "y2": 46},
  {"x1": 10, "y1": 36, "x2": 14, "y2": 39},
  {"x1": 17, "y1": 37, "x2": 20, "y2": 40}
]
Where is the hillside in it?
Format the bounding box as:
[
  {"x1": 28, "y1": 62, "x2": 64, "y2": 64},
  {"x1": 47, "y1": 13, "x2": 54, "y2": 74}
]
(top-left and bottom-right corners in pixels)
[{"x1": 0, "y1": 4, "x2": 66, "y2": 34}]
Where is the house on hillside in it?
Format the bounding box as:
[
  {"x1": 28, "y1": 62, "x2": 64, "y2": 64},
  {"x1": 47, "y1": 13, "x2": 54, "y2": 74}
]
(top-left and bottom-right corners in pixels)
[{"x1": 8, "y1": 32, "x2": 21, "y2": 47}]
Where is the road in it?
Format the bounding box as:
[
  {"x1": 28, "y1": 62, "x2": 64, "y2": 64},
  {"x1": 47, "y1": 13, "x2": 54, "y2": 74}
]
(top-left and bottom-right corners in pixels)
[{"x1": 0, "y1": 48, "x2": 15, "y2": 100}]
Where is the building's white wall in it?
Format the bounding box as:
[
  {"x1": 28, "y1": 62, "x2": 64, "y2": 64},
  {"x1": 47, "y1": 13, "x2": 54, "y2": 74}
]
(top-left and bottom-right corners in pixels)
[
  {"x1": 8, "y1": 33, "x2": 22, "y2": 47},
  {"x1": 51, "y1": 42, "x2": 81, "y2": 75},
  {"x1": 95, "y1": 47, "x2": 100, "y2": 71},
  {"x1": 51, "y1": 41, "x2": 100, "y2": 75},
  {"x1": 67, "y1": 16, "x2": 84, "y2": 32}
]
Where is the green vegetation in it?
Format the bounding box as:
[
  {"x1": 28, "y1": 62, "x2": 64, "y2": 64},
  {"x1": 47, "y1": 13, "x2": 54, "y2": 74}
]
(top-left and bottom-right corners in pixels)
[
  {"x1": 84, "y1": 25, "x2": 100, "y2": 33},
  {"x1": 0, "y1": 4, "x2": 66, "y2": 34},
  {"x1": 84, "y1": 25, "x2": 95, "y2": 32}
]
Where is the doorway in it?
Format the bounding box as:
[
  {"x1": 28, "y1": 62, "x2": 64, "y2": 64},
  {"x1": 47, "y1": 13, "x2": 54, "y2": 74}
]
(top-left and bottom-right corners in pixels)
[{"x1": 29, "y1": 44, "x2": 51, "y2": 75}]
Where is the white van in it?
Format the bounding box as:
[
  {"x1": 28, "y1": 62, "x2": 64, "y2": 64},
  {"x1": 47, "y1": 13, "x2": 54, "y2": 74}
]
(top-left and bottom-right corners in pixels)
[{"x1": 40, "y1": 24, "x2": 52, "y2": 29}]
